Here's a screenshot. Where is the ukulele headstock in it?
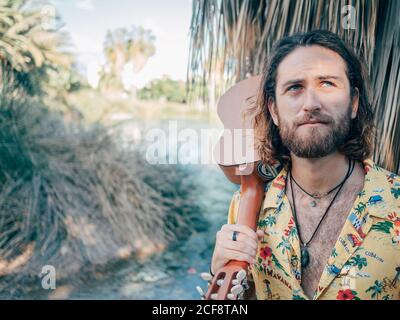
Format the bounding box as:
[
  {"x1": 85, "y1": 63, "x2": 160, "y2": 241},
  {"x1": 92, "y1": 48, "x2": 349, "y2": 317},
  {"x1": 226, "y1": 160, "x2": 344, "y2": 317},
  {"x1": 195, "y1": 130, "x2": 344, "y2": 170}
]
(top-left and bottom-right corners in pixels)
[{"x1": 204, "y1": 260, "x2": 248, "y2": 300}]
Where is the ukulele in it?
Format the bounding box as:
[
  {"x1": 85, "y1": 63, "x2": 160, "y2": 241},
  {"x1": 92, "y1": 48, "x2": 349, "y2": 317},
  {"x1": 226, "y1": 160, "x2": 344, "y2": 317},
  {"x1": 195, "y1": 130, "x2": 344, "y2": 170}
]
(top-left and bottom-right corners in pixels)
[
  {"x1": 205, "y1": 162, "x2": 265, "y2": 300},
  {"x1": 207, "y1": 75, "x2": 266, "y2": 300}
]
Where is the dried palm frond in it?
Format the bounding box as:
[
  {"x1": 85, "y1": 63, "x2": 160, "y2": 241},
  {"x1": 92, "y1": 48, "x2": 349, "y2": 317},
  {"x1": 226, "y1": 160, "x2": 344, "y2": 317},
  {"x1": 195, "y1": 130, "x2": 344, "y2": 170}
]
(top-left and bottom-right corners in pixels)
[{"x1": 189, "y1": 0, "x2": 400, "y2": 173}]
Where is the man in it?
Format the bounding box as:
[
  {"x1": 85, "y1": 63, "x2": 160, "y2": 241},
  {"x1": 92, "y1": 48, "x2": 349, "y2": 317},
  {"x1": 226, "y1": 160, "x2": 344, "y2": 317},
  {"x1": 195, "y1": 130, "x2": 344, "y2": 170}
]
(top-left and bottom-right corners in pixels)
[{"x1": 209, "y1": 30, "x2": 400, "y2": 300}]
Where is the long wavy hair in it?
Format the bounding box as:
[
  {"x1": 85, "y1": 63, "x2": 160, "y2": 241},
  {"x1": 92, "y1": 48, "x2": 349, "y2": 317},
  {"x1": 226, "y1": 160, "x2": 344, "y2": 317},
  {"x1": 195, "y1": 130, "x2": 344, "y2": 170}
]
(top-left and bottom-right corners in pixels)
[{"x1": 251, "y1": 30, "x2": 375, "y2": 166}]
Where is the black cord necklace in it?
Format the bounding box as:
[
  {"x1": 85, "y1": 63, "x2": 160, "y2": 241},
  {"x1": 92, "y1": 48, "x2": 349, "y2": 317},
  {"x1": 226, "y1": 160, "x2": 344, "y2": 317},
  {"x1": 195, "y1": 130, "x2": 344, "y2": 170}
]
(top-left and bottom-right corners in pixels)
[
  {"x1": 291, "y1": 171, "x2": 343, "y2": 207},
  {"x1": 289, "y1": 158, "x2": 355, "y2": 268}
]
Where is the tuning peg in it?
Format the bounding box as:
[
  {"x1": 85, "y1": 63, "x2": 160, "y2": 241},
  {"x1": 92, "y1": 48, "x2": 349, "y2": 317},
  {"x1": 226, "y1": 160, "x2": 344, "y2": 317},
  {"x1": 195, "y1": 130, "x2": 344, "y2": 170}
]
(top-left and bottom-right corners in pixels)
[
  {"x1": 231, "y1": 284, "x2": 243, "y2": 296},
  {"x1": 200, "y1": 272, "x2": 213, "y2": 281},
  {"x1": 232, "y1": 279, "x2": 239, "y2": 285},
  {"x1": 227, "y1": 293, "x2": 235, "y2": 300},
  {"x1": 217, "y1": 279, "x2": 224, "y2": 286},
  {"x1": 210, "y1": 293, "x2": 218, "y2": 300},
  {"x1": 236, "y1": 269, "x2": 247, "y2": 281},
  {"x1": 196, "y1": 286, "x2": 205, "y2": 298}
]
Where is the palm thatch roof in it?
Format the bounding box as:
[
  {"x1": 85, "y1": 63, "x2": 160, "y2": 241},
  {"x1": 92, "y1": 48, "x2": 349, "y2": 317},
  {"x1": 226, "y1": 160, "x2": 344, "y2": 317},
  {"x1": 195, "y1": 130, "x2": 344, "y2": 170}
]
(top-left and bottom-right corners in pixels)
[{"x1": 188, "y1": 0, "x2": 400, "y2": 174}]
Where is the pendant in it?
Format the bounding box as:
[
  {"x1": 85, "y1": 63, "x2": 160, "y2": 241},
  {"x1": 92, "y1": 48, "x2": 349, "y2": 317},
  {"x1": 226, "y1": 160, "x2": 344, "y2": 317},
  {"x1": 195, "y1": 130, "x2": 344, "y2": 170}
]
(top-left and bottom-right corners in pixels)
[
  {"x1": 310, "y1": 200, "x2": 317, "y2": 207},
  {"x1": 301, "y1": 246, "x2": 310, "y2": 268}
]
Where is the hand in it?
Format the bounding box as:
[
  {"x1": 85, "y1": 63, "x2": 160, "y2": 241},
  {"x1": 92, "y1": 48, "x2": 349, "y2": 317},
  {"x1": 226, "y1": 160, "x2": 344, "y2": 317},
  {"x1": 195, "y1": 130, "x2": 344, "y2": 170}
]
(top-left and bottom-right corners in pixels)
[{"x1": 211, "y1": 224, "x2": 264, "y2": 274}]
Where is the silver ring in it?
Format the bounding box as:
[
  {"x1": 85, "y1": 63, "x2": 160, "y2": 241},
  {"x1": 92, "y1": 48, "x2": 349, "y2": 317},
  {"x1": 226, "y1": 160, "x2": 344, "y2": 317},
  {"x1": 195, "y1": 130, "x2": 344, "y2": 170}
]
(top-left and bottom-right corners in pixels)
[{"x1": 232, "y1": 230, "x2": 239, "y2": 241}]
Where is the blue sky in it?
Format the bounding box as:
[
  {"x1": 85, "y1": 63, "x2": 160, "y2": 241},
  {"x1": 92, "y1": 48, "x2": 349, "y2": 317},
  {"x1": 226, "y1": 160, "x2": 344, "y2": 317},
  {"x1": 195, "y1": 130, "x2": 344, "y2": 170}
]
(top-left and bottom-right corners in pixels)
[{"x1": 48, "y1": 0, "x2": 192, "y2": 87}]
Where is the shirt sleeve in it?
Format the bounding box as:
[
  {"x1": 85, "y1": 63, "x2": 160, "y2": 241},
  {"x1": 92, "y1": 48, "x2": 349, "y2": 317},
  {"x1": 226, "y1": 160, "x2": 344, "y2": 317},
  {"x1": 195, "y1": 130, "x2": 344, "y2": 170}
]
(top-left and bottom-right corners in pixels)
[{"x1": 227, "y1": 189, "x2": 241, "y2": 225}]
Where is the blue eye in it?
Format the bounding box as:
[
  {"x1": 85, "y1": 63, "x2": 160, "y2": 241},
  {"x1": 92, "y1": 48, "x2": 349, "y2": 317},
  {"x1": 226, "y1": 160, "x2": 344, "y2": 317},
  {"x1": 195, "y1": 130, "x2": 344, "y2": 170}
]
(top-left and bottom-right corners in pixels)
[
  {"x1": 288, "y1": 84, "x2": 302, "y2": 92},
  {"x1": 321, "y1": 81, "x2": 334, "y2": 87}
]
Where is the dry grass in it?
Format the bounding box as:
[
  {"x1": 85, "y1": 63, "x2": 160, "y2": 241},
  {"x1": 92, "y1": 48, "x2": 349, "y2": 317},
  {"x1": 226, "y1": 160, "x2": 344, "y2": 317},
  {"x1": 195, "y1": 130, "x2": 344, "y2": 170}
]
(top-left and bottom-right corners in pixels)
[{"x1": 0, "y1": 89, "x2": 207, "y2": 296}]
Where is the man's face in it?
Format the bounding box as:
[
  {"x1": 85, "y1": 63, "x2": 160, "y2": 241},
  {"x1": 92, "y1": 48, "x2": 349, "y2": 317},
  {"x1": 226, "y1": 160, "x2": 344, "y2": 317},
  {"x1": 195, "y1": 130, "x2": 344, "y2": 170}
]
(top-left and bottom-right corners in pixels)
[{"x1": 268, "y1": 45, "x2": 359, "y2": 158}]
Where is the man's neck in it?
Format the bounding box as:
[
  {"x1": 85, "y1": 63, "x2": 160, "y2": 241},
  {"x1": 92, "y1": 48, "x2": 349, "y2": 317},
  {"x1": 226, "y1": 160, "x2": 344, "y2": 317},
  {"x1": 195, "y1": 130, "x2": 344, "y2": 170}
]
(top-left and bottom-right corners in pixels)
[{"x1": 289, "y1": 152, "x2": 349, "y2": 195}]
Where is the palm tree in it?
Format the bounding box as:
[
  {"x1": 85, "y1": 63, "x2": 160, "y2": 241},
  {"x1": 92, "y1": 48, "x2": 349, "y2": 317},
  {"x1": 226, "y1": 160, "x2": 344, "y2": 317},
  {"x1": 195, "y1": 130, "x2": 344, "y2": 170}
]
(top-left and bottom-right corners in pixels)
[
  {"x1": 391, "y1": 187, "x2": 400, "y2": 199},
  {"x1": 366, "y1": 280, "x2": 383, "y2": 299},
  {"x1": 354, "y1": 202, "x2": 367, "y2": 215},
  {"x1": 371, "y1": 221, "x2": 394, "y2": 234},
  {"x1": 99, "y1": 26, "x2": 156, "y2": 93},
  {"x1": 126, "y1": 26, "x2": 156, "y2": 72},
  {"x1": 348, "y1": 254, "x2": 368, "y2": 270},
  {"x1": 188, "y1": 0, "x2": 400, "y2": 174},
  {"x1": 100, "y1": 28, "x2": 129, "y2": 91},
  {"x1": 0, "y1": 0, "x2": 72, "y2": 95}
]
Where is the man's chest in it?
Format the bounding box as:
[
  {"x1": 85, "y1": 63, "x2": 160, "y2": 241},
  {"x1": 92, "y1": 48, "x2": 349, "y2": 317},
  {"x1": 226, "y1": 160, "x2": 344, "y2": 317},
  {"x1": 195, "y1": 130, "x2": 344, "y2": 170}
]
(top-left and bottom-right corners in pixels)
[
  {"x1": 293, "y1": 193, "x2": 358, "y2": 298},
  {"x1": 283, "y1": 165, "x2": 366, "y2": 297},
  {"x1": 249, "y1": 161, "x2": 400, "y2": 299}
]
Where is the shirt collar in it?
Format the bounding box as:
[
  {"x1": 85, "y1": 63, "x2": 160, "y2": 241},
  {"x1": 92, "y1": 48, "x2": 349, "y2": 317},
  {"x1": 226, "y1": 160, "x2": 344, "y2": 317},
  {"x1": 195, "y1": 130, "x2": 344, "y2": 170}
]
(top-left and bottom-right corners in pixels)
[
  {"x1": 361, "y1": 158, "x2": 398, "y2": 220},
  {"x1": 262, "y1": 158, "x2": 396, "y2": 220}
]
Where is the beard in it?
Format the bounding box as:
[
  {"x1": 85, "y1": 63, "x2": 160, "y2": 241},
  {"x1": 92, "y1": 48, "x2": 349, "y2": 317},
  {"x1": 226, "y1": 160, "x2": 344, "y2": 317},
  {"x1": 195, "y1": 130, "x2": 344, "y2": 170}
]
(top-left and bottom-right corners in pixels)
[{"x1": 278, "y1": 106, "x2": 352, "y2": 158}]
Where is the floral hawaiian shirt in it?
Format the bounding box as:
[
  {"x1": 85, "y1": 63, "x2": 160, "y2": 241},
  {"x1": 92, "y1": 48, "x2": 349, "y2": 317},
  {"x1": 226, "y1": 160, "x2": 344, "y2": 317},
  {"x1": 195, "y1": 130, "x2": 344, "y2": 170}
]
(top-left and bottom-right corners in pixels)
[{"x1": 227, "y1": 159, "x2": 400, "y2": 300}]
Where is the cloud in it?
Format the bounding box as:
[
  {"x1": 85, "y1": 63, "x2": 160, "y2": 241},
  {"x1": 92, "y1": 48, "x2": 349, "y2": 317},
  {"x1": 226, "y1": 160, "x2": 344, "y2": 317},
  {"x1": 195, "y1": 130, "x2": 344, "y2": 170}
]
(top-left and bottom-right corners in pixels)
[
  {"x1": 143, "y1": 19, "x2": 165, "y2": 38},
  {"x1": 75, "y1": 0, "x2": 94, "y2": 10}
]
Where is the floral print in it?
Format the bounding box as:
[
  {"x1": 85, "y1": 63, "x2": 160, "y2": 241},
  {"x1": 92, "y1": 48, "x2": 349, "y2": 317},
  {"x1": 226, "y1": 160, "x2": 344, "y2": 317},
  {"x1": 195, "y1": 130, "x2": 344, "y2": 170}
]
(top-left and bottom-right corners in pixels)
[
  {"x1": 227, "y1": 158, "x2": 400, "y2": 300},
  {"x1": 260, "y1": 246, "x2": 272, "y2": 259},
  {"x1": 337, "y1": 289, "x2": 360, "y2": 300}
]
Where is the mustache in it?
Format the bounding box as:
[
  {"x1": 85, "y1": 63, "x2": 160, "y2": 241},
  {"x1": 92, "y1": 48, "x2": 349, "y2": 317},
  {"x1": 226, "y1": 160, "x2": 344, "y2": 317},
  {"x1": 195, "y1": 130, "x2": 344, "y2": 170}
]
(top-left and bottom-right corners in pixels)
[{"x1": 295, "y1": 113, "x2": 333, "y2": 126}]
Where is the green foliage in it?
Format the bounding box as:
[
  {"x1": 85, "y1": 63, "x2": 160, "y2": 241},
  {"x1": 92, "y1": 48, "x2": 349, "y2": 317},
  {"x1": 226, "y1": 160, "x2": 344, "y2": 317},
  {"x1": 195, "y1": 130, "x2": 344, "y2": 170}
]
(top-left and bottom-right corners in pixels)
[
  {"x1": 347, "y1": 254, "x2": 368, "y2": 270},
  {"x1": 371, "y1": 221, "x2": 394, "y2": 234},
  {"x1": 366, "y1": 280, "x2": 384, "y2": 299},
  {"x1": 391, "y1": 187, "x2": 400, "y2": 199},
  {"x1": 0, "y1": 0, "x2": 75, "y2": 96},
  {"x1": 137, "y1": 76, "x2": 187, "y2": 103}
]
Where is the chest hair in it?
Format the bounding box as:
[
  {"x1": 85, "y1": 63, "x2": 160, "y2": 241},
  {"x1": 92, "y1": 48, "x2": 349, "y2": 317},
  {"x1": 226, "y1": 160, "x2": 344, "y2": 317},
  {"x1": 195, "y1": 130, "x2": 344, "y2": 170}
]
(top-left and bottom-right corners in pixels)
[{"x1": 285, "y1": 162, "x2": 365, "y2": 299}]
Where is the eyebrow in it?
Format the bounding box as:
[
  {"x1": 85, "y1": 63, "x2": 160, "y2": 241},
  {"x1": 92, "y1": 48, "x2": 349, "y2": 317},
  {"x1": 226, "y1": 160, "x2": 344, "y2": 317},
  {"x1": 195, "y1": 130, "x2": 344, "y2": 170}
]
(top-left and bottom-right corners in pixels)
[{"x1": 280, "y1": 75, "x2": 343, "y2": 88}]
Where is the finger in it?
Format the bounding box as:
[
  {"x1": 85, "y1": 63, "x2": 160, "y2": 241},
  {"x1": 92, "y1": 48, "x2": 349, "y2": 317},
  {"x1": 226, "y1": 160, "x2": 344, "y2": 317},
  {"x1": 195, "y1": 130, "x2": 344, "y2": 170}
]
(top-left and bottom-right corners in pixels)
[
  {"x1": 223, "y1": 249, "x2": 256, "y2": 265},
  {"x1": 222, "y1": 243, "x2": 256, "y2": 263},
  {"x1": 219, "y1": 229, "x2": 258, "y2": 252},
  {"x1": 223, "y1": 240, "x2": 257, "y2": 258},
  {"x1": 221, "y1": 224, "x2": 259, "y2": 242},
  {"x1": 224, "y1": 224, "x2": 258, "y2": 242},
  {"x1": 220, "y1": 231, "x2": 258, "y2": 251}
]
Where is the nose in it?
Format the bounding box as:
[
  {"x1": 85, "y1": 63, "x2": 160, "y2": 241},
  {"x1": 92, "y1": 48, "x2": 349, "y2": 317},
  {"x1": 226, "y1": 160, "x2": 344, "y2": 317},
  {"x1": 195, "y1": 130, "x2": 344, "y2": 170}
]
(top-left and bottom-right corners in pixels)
[{"x1": 302, "y1": 88, "x2": 322, "y2": 113}]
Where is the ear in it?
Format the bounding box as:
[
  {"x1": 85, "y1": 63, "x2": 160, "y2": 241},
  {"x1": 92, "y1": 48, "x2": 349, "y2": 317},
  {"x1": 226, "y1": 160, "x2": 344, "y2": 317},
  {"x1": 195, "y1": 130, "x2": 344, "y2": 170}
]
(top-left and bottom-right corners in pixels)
[
  {"x1": 351, "y1": 88, "x2": 359, "y2": 119},
  {"x1": 267, "y1": 98, "x2": 279, "y2": 126}
]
